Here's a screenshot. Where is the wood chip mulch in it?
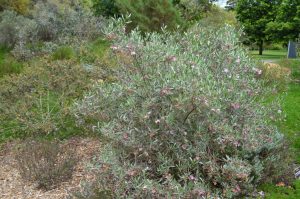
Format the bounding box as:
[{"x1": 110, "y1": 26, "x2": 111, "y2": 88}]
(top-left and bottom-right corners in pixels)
[{"x1": 0, "y1": 138, "x2": 102, "y2": 199}]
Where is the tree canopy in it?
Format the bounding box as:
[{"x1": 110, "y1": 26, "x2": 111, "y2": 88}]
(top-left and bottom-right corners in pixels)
[
  {"x1": 266, "y1": 0, "x2": 300, "y2": 42},
  {"x1": 236, "y1": 0, "x2": 281, "y2": 55}
]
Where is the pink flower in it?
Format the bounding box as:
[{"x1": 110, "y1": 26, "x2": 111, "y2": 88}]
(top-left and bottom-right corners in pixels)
[
  {"x1": 165, "y1": 55, "x2": 177, "y2": 62},
  {"x1": 189, "y1": 175, "x2": 196, "y2": 181},
  {"x1": 231, "y1": 103, "x2": 240, "y2": 110},
  {"x1": 252, "y1": 67, "x2": 262, "y2": 75},
  {"x1": 110, "y1": 45, "x2": 119, "y2": 50},
  {"x1": 123, "y1": 133, "x2": 129, "y2": 140},
  {"x1": 232, "y1": 185, "x2": 241, "y2": 193}
]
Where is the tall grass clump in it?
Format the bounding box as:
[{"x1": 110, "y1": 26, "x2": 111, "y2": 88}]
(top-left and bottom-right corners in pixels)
[
  {"x1": 52, "y1": 46, "x2": 75, "y2": 60},
  {"x1": 74, "y1": 20, "x2": 290, "y2": 198}
]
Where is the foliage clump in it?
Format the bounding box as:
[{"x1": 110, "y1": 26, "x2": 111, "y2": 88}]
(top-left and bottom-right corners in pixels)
[
  {"x1": 74, "y1": 20, "x2": 290, "y2": 198},
  {"x1": 52, "y1": 46, "x2": 75, "y2": 60},
  {"x1": 0, "y1": 58, "x2": 103, "y2": 142},
  {"x1": 0, "y1": 0, "x2": 31, "y2": 15},
  {"x1": 15, "y1": 139, "x2": 77, "y2": 190},
  {"x1": 0, "y1": 1, "x2": 105, "y2": 60},
  {"x1": 0, "y1": 46, "x2": 23, "y2": 77}
]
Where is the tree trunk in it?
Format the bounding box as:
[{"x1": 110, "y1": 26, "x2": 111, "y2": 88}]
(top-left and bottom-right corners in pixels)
[{"x1": 259, "y1": 40, "x2": 263, "y2": 55}]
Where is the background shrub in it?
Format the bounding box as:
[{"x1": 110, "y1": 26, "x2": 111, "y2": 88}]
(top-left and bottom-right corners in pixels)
[
  {"x1": 0, "y1": 10, "x2": 37, "y2": 49},
  {"x1": 0, "y1": 0, "x2": 31, "y2": 15},
  {"x1": 116, "y1": 0, "x2": 183, "y2": 33},
  {"x1": 0, "y1": 1, "x2": 105, "y2": 56},
  {"x1": 74, "y1": 21, "x2": 290, "y2": 198},
  {"x1": 15, "y1": 139, "x2": 77, "y2": 190},
  {"x1": 0, "y1": 59, "x2": 101, "y2": 142},
  {"x1": 259, "y1": 62, "x2": 291, "y2": 91}
]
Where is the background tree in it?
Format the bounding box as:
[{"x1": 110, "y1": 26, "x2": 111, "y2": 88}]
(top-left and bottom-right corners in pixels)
[
  {"x1": 199, "y1": 5, "x2": 238, "y2": 29},
  {"x1": 236, "y1": 0, "x2": 281, "y2": 55},
  {"x1": 92, "y1": 0, "x2": 120, "y2": 17},
  {"x1": 173, "y1": 0, "x2": 217, "y2": 24},
  {"x1": 116, "y1": 0, "x2": 183, "y2": 33},
  {"x1": 266, "y1": 0, "x2": 300, "y2": 42}
]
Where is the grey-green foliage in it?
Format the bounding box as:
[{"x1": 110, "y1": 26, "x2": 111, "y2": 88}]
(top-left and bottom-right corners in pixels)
[
  {"x1": 0, "y1": 10, "x2": 37, "y2": 48},
  {"x1": 32, "y1": 1, "x2": 104, "y2": 42},
  {"x1": 74, "y1": 19, "x2": 288, "y2": 198},
  {"x1": 1, "y1": 1, "x2": 105, "y2": 60}
]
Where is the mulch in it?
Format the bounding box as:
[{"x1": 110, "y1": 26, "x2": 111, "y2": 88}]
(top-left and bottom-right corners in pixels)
[{"x1": 0, "y1": 138, "x2": 102, "y2": 199}]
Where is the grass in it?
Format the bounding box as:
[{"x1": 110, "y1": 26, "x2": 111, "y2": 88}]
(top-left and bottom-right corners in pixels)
[
  {"x1": 80, "y1": 37, "x2": 111, "y2": 63},
  {"x1": 261, "y1": 180, "x2": 300, "y2": 199},
  {"x1": 250, "y1": 49, "x2": 287, "y2": 60},
  {"x1": 256, "y1": 58, "x2": 300, "y2": 198},
  {"x1": 0, "y1": 46, "x2": 23, "y2": 77},
  {"x1": 277, "y1": 59, "x2": 300, "y2": 163},
  {"x1": 52, "y1": 46, "x2": 75, "y2": 60}
]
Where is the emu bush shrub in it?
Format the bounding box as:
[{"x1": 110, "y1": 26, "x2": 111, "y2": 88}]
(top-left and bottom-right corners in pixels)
[{"x1": 75, "y1": 21, "x2": 289, "y2": 198}]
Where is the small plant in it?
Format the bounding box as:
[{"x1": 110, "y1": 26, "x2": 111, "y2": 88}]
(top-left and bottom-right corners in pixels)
[
  {"x1": 15, "y1": 139, "x2": 77, "y2": 190},
  {"x1": 72, "y1": 172, "x2": 115, "y2": 199},
  {"x1": 258, "y1": 61, "x2": 291, "y2": 91},
  {"x1": 52, "y1": 46, "x2": 75, "y2": 60}
]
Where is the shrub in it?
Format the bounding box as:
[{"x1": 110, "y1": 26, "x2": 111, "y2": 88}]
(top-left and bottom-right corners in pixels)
[
  {"x1": 52, "y1": 46, "x2": 75, "y2": 60},
  {"x1": 116, "y1": 0, "x2": 183, "y2": 33},
  {"x1": 32, "y1": 1, "x2": 104, "y2": 43},
  {"x1": 0, "y1": 10, "x2": 20, "y2": 48},
  {"x1": 0, "y1": 58, "x2": 101, "y2": 142},
  {"x1": 74, "y1": 21, "x2": 290, "y2": 198},
  {"x1": 0, "y1": 1, "x2": 105, "y2": 57},
  {"x1": 15, "y1": 139, "x2": 77, "y2": 190},
  {"x1": 265, "y1": 43, "x2": 284, "y2": 50},
  {"x1": 0, "y1": 10, "x2": 37, "y2": 49},
  {"x1": 32, "y1": 1, "x2": 60, "y2": 42},
  {"x1": 259, "y1": 62, "x2": 291, "y2": 91},
  {"x1": 5, "y1": 0, "x2": 31, "y2": 15},
  {"x1": 278, "y1": 59, "x2": 300, "y2": 80},
  {"x1": 0, "y1": 0, "x2": 31, "y2": 15}
]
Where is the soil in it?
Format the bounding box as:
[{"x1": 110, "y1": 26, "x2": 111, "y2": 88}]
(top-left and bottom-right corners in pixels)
[{"x1": 0, "y1": 138, "x2": 101, "y2": 199}]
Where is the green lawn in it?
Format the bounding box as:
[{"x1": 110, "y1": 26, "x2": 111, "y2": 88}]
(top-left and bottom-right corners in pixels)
[
  {"x1": 278, "y1": 59, "x2": 300, "y2": 162},
  {"x1": 259, "y1": 59, "x2": 300, "y2": 198},
  {"x1": 250, "y1": 50, "x2": 287, "y2": 60}
]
